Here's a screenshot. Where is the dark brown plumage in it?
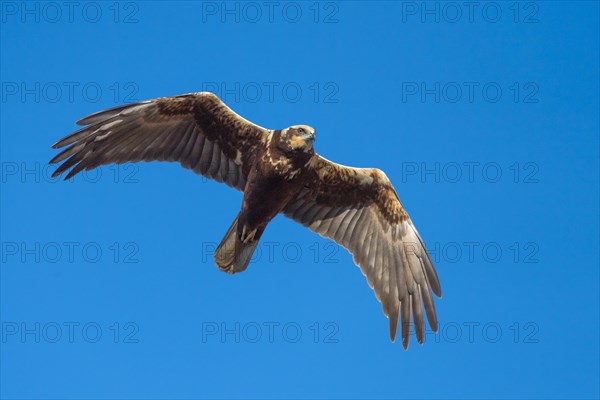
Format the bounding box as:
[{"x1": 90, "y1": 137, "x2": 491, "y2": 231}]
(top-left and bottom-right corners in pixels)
[{"x1": 49, "y1": 92, "x2": 442, "y2": 349}]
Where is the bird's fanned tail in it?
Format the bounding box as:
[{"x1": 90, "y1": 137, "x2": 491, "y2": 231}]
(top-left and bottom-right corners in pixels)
[{"x1": 214, "y1": 213, "x2": 260, "y2": 274}]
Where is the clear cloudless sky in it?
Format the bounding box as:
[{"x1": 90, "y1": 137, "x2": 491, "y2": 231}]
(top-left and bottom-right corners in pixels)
[{"x1": 1, "y1": 1, "x2": 598, "y2": 399}]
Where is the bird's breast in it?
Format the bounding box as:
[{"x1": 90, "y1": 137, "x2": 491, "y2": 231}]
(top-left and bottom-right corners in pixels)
[{"x1": 241, "y1": 171, "x2": 304, "y2": 229}]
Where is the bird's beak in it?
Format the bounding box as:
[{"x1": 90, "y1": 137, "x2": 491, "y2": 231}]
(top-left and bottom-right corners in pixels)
[{"x1": 300, "y1": 131, "x2": 315, "y2": 142}]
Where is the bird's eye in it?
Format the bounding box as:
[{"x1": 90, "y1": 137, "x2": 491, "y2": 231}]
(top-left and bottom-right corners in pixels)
[{"x1": 297, "y1": 127, "x2": 306, "y2": 134}]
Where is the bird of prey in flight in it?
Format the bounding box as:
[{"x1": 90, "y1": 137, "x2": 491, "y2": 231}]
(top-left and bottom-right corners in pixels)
[{"x1": 49, "y1": 92, "x2": 442, "y2": 348}]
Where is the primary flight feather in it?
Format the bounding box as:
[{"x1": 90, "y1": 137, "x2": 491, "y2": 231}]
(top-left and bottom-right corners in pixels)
[{"x1": 49, "y1": 92, "x2": 442, "y2": 349}]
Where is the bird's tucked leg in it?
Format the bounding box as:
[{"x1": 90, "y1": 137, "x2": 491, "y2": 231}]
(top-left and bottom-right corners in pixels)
[
  {"x1": 214, "y1": 213, "x2": 263, "y2": 274},
  {"x1": 240, "y1": 225, "x2": 258, "y2": 243}
]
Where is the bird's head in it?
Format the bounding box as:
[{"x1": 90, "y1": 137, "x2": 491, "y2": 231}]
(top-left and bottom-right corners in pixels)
[{"x1": 276, "y1": 125, "x2": 316, "y2": 154}]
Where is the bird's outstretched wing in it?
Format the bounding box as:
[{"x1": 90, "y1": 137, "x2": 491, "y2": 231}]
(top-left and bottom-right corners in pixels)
[
  {"x1": 283, "y1": 155, "x2": 442, "y2": 348},
  {"x1": 50, "y1": 92, "x2": 268, "y2": 190}
]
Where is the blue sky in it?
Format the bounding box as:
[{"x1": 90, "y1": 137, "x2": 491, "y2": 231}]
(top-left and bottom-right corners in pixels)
[{"x1": 1, "y1": 1, "x2": 598, "y2": 399}]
